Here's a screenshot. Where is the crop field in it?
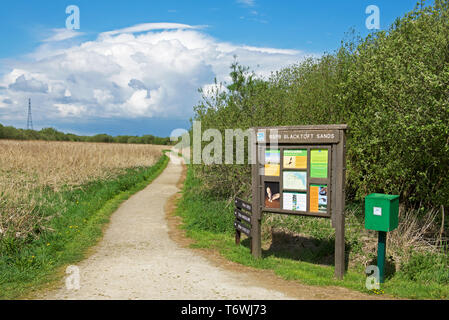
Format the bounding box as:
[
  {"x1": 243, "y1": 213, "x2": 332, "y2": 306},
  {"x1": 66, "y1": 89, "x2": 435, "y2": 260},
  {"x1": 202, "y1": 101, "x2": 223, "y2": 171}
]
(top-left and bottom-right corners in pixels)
[{"x1": 0, "y1": 140, "x2": 165, "y2": 241}]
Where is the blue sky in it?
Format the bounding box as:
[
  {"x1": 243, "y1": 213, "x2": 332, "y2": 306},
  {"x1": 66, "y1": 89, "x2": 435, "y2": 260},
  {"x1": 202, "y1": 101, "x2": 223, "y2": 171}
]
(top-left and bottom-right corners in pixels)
[{"x1": 0, "y1": 0, "x2": 421, "y2": 137}]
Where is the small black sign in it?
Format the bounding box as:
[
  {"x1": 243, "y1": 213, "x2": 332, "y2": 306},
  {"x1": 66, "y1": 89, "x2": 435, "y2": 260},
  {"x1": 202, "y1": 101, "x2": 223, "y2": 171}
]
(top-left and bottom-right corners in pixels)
[
  {"x1": 234, "y1": 208, "x2": 252, "y2": 224},
  {"x1": 234, "y1": 220, "x2": 251, "y2": 237},
  {"x1": 235, "y1": 198, "x2": 252, "y2": 212}
]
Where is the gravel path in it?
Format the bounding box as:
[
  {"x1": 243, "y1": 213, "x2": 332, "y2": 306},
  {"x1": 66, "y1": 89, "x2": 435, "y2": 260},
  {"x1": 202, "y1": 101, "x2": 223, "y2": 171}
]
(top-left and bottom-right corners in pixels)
[{"x1": 39, "y1": 153, "x2": 379, "y2": 300}]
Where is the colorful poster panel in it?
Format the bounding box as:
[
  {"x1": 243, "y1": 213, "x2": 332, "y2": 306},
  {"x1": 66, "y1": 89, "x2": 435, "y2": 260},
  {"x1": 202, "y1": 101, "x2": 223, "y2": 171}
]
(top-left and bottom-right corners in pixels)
[
  {"x1": 310, "y1": 184, "x2": 328, "y2": 213},
  {"x1": 283, "y1": 171, "x2": 307, "y2": 190},
  {"x1": 283, "y1": 192, "x2": 307, "y2": 212},
  {"x1": 264, "y1": 182, "x2": 280, "y2": 209},
  {"x1": 264, "y1": 149, "x2": 280, "y2": 176},
  {"x1": 310, "y1": 149, "x2": 328, "y2": 178},
  {"x1": 283, "y1": 149, "x2": 307, "y2": 169}
]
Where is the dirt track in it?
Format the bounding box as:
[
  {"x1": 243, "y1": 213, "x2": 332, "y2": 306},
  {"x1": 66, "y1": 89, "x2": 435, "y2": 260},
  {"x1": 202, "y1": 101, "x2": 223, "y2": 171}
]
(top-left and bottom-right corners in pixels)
[{"x1": 39, "y1": 153, "x2": 381, "y2": 300}]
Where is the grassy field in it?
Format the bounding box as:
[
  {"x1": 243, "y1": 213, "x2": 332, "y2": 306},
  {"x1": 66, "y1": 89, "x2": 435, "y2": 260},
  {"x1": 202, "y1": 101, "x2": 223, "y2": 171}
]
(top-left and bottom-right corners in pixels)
[
  {"x1": 176, "y1": 166, "x2": 449, "y2": 300},
  {"x1": 0, "y1": 140, "x2": 169, "y2": 299},
  {"x1": 0, "y1": 140, "x2": 165, "y2": 239}
]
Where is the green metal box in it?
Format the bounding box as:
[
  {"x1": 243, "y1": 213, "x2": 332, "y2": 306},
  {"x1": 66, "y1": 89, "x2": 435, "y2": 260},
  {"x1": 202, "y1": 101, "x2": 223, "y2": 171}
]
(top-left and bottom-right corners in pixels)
[{"x1": 364, "y1": 193, "x2": 399, "y2": 232}]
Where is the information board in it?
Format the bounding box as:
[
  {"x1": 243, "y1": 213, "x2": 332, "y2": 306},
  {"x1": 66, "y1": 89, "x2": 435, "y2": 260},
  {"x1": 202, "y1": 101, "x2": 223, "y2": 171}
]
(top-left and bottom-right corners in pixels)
[{"x1": 249, "y1": 124, "x2": 348, "y2": 280}]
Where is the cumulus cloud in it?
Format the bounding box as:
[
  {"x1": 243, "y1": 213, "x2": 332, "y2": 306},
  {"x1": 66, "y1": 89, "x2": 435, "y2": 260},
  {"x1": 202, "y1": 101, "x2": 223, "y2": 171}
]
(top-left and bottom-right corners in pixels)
[
  {"x1": 128, "y1": 79, "x2": 148, "y2": 91},
  {"x1": 9, "y1": 75, "x2": 48, "y2": 93},
  {"x1": 0, "y1": 22, "x2": 315, "y2": 122}
]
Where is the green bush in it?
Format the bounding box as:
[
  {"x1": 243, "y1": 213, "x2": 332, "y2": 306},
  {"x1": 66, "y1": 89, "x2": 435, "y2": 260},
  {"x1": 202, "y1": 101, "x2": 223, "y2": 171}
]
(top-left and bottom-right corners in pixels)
[
  {"x1": 177, "y1": 169, "x2": 235, "y2": 234},
  {"x1": 399, "y1": 252, "x2": 449, "y2": 284},
  {"x1": 192, "y1": 0, "x2": 449, "y2": 213},
  {"x1": 341, "y1": 1, "x2": 449, "y2": 207}
]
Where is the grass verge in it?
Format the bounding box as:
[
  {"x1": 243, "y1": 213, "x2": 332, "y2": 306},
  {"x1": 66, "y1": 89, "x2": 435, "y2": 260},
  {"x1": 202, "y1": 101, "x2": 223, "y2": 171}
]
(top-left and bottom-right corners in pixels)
[
  {"x1": 176, "y1": 165, "x2": 449, "y2": 300},
  {"x1": 0, "y1": 152, "x2": 170, "y2": 299}
]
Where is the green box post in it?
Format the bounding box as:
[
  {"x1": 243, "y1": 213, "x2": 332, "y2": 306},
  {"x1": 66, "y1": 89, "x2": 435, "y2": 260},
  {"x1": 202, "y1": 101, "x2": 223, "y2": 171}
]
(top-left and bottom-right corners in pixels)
[
  {"x1": 365, "y1": 194, "x2": 399, "y2": 232},
  {"x1": 365, "y1": 193, "x2": 399, "y2": 284},
  {"x1": 378, "y1": 231, "x2": 387, "y2": 283}
]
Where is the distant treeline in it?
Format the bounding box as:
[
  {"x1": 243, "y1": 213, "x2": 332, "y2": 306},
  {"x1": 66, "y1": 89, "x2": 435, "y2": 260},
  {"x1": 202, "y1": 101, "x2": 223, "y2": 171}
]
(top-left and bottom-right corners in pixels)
[{"x1": 0, "y1": 123, "x2": 172, "y2": 145}]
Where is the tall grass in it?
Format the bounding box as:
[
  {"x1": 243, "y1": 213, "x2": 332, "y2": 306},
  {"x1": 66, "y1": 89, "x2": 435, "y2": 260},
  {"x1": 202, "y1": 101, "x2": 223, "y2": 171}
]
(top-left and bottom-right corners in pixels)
[
  {"x1": 0, "y1": 140, "x2": 164, "y2": 243},
  {"x1": 0, "y1": 147, "x2": 170, "y2": 299}
]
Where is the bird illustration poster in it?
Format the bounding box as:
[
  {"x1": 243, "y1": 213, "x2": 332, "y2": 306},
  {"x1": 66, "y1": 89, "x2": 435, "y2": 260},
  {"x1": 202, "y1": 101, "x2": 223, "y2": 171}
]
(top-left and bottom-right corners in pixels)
[{"x1": 283, "y1": 149, "x2": 307, "y2": 169}]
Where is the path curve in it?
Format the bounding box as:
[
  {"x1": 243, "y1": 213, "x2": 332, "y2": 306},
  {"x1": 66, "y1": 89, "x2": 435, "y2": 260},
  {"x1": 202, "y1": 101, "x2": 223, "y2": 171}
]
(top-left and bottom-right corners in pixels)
[{"x1": 39, "y1": 153, "x2": 379, "y2": 300}]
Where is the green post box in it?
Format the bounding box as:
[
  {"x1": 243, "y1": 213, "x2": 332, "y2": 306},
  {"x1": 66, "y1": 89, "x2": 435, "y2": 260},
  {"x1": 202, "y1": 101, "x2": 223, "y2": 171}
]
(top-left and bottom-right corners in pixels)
[
  {"x1": 365, "y1": 193, "x2": 399, "y2": 232},
  {"x1": 365, "y1": 193, "x2": 399, "y2": 284}
]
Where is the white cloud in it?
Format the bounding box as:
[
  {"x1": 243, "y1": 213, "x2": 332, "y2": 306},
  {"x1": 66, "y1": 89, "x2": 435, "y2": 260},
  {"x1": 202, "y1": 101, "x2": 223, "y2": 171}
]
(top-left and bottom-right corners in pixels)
[
  {"x1": 99, "y1": 23, "x2": 201, "y2": 37},
  {"x1": 9, "y1": 75, "x2": 48, "y2": 93},
  {"x1": 43, "y1": 28, "x2": 84, "y2": 42},
  {"x1": 0, "y1": 22, "x2": 316, "y2": 123},
  {"x1": 237, "y1": 0, "x2": 256, "y2": 7},
  {"x1": 54, "y1": 103, "x2": 86, "y2": 117},
  {"x1": 240, "y1": 46, "x2": 300, "y2": 55},
  {"x1": 0, "y1": 95, "x2": 14, "y2": 109}
]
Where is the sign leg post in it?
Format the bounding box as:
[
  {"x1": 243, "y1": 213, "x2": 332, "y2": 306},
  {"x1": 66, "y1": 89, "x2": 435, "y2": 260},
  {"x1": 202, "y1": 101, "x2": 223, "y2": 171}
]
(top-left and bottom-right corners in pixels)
[
  {"x1": 334, "y1": 130, "x2": 346, "y2": 280},
  {"x1": 251, "y1": 155, "x2": 262, "y2": 259},
  {"x1": 378, "y1": 231, "x2": 387, "y2": 283},
  {"x1": 334, "y1": 212, "x2": 345, "y2": 280},
  {"x1": 251, "y1": 218, "x2": 262, "y2": 258}
]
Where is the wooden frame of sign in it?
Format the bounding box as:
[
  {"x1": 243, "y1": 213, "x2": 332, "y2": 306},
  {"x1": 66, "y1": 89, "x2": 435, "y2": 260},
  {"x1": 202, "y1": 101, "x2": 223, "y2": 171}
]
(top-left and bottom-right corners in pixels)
[{"x1": 251, "y1": 124, "x2": 348, "y2": 279}]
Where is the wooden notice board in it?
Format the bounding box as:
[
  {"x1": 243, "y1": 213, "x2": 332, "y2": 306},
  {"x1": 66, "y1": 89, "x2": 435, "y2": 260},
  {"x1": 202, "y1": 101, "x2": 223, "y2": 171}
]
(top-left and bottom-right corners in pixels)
[{"x1": 250, "y1": 124, "x2": 348, "y2": 279}]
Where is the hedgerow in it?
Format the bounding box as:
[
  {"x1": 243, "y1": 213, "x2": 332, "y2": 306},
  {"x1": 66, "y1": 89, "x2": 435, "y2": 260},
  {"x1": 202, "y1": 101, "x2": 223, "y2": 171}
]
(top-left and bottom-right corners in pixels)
[{"x1": 192, "y1": 0, "x2": 449, "y2": 216}]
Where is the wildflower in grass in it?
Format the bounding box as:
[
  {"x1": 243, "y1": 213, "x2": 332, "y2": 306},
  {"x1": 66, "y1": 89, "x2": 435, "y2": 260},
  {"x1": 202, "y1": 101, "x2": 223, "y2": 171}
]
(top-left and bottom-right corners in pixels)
[{"x1": 370, "y1": 288, "x2": 385, "y2": 295}]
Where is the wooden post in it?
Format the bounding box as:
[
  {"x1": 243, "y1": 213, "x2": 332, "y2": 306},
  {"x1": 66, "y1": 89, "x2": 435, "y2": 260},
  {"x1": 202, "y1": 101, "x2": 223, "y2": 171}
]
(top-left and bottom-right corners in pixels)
[
  {"x1": 251, "y1": 139, "x2": 262, "y2": 258},
  {"x1": 334, "y1": 129, "x2": 346, "y2": 280},
  {"x1": 334, "y1": 209, "x2": 345, "y2": 279},
  {"x1": 235, "y1": 229, "x2": 241, "y2": 246}
]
